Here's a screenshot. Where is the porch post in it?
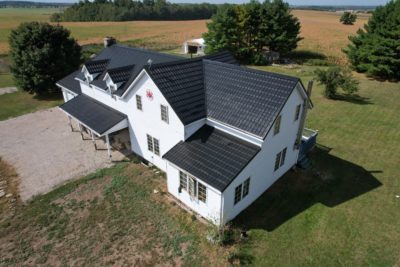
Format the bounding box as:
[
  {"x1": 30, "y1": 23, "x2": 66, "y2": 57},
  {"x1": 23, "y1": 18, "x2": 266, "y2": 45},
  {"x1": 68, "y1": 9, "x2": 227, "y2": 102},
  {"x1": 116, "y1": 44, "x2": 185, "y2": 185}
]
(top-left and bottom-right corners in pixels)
[
  {"x1": 106, "y1": 134, "x2": 112, "y2": 160},
  {"x1": 91, "y1": 130, "x2": 97, "y2": 150},
  {"x1": 78, "y1": 123, "x2": 84, "y2": 140},
  {"x1": 68, "y1": 116, "x2": 73, "y2": 131}
]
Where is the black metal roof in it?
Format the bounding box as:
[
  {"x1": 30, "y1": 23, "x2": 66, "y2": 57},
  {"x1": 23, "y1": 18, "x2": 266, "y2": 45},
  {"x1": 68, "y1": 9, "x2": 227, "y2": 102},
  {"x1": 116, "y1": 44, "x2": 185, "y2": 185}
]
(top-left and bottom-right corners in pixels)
[
  {"x1": 204, "y1": 60, "x2": 299, "y2": 138},
  {"x1": 59, "y1": 94, "x2": 127, "y2": 135},
  {"x1": 163, "y1": 125, "x2": 260, "y2": 192},
  {"x1": 108, "y1": 65, "x2": 135, "y2": 83},
  {"x1": 147, "y1": 57, "x2": 300, "y2": 138},
  {"x1": 56, "y1": 69, "x2": 82, "y2": 95},
  {"x1": 84, "y1": 59, "x2": 110, "y2": 74}
]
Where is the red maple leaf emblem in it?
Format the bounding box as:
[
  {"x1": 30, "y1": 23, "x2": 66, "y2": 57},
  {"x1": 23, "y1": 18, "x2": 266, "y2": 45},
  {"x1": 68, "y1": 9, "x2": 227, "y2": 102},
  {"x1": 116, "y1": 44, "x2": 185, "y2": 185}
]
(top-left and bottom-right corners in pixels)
[{"x1": 146, "y1": 89, "x2": 153, "y2": 100}]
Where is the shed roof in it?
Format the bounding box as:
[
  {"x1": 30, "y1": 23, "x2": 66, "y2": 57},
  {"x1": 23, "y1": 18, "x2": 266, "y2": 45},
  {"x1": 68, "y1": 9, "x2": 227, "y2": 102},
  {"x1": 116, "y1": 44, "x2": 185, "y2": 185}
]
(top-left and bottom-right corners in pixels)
[
  {"x1": 163, "y1": 125, "x2": 260, "y2": 192},
  {"x1": 59, "y1": 94, "x2": 127, "y2": 135}
]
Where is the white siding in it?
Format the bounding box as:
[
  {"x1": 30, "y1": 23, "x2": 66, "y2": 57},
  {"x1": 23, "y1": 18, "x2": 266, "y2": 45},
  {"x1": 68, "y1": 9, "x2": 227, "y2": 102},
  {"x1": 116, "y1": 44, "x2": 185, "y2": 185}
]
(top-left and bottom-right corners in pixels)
[
  {"x1": 166, "y1": 162, "x2": 222, "y2": 224},
  {"x1": 221, "y1": 87, "x2": 305, "y2": 223},
  {"x1": 80, "y1": 71, "x2": 185, "y2": 172},
  {"x1": 184, "y1": 118, "x2": 206, "y2": 140},
  {"x1": 61, "y1": 88, "x2": 77, "y2": 102}
]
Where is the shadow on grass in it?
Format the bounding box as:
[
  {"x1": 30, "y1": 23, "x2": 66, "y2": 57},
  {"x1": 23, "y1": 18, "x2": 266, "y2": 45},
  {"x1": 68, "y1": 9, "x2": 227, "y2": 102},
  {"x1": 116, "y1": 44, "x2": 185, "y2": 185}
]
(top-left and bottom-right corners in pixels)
[
  {"x1": 33, "y1": 92, "x2": 63, "y2": 101},
  {"x1": 331, "y1": 94, "x2": 373, "y2": 105},
  {"x1": 285, "y1": 50, "x2": 328, "y2": 65},
  {"x1": 233, "y1": 145, "x2": 382, "y2": 232}
]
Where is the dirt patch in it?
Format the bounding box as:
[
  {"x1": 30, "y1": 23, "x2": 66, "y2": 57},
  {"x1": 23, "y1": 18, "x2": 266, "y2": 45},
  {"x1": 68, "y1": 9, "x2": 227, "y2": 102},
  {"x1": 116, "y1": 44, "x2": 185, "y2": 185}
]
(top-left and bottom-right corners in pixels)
[
  {"x1": 0, "y1": 158, "x2": 19, "y2": 222},
  {"x1": 0, "y1": 108, "x2": 126, "y2": 201}
]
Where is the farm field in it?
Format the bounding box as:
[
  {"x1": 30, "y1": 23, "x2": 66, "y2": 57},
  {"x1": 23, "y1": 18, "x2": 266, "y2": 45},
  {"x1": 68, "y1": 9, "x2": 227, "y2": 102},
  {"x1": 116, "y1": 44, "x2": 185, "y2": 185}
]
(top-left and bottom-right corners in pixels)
[{"x1": 0, "y1": 8, "x2": 368, "y2": 63}]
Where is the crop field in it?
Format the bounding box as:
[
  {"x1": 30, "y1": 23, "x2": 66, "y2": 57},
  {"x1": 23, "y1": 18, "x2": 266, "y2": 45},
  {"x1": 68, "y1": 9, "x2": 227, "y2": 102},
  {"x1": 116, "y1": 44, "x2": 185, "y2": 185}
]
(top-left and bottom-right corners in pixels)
[
  {"x1": 292, "y1": 10, "x2": 370, "y2": 64},
  {"x1": 0, "y1": 8, "x2": 368, "y2": 63}
]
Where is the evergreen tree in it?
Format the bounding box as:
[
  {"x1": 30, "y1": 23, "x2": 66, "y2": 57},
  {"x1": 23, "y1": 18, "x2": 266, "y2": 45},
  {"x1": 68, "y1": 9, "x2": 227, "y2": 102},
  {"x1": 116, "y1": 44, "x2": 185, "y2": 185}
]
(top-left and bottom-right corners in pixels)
[
  {"x1": 9, "y1": 22, "x2": 81, "y2": 95},
  {"x1": 344, "y1": 0, "x2": 400, "y2": 80},
  {"x1": 204, "y1": 0, "x2": 301, "y2": 64}
]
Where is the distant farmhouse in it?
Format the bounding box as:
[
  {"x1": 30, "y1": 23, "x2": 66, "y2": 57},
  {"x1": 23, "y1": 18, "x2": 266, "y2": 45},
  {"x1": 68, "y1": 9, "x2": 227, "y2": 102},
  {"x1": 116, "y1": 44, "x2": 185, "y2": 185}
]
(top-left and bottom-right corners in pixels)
[{"x1": 57, "y1": 39, "x2": 317, "y2": 225}]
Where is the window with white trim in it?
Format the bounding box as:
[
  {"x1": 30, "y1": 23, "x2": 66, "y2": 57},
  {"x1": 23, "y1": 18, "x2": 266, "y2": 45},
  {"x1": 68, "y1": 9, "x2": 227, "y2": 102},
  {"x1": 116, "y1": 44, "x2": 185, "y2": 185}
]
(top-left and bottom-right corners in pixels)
[
  {"x1": 295, "y1": 104, "x2": 301, "y2": 121},
  {"x1": 274, "y1": 147, "x2": 287, "y2": 171},
  {"x1": 178, "y1": 170, "x2": 207, "y2": 203},
  {"x1": 161, "y1": 104, "x2": 169, "y2": 123},
  {"x1": 242, "y1": 178, "x2": 250, "y2": 198},
  {"x1": 274, "y1": 115, "x2": 281, "y2": 135},
  {"x1": 234, "y1": 177, "x2": 251, "y2": 205},
  {"x1": 147, "y1": 134, "x2": 160, "y2": 156},
  {"x1": 136, "y1": 95, "x2": 142, "y2": 110},
  {"x1": 234, "y1": 184, "x2": 242, "y2": 205}
]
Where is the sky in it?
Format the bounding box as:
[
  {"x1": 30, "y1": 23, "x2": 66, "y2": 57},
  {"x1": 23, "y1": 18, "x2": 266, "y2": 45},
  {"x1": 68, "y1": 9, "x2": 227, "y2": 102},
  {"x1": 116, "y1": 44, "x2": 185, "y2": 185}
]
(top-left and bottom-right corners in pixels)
[{"x1": 20, "y1": 0, "x2": 391, "y2": 6}]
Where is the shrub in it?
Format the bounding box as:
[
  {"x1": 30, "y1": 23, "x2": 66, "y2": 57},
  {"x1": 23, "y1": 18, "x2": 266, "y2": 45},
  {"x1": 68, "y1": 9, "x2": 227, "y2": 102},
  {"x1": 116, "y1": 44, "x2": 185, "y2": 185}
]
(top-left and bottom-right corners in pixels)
[
  {"x1": 314, "y1": 67, "x2": 359, "y2": 98},
  {"x1": 340, "y1": 12, "x2": 357, "y2": 25}
]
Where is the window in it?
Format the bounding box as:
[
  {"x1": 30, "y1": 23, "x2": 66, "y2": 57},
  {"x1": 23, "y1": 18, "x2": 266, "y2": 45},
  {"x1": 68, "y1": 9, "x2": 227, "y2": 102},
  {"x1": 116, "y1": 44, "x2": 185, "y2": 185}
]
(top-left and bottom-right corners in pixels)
[
  {"x1": 161, "y1": 105, "x2": 169, "y2": 123},
  {"x1": 280, "y1": 148, "x2": 287, "y2": 167},
  {"x1": 136, "y1": 95, "x2": 142, "y2": 110},
  {"x1": 147, "y1": 134, "x2": 160, "y2": 156},
  {"x1": 295, "y1": 104, "x2": 301, "y2": 121},
  {"x1": 274, "y1": 115, "x2": 281, "y2": 135},
  {"x1": 179, "y1": 170, "x2": 207, "y2": 203},
  {"x1": 188, "y1": 176, "x2": 197, "y2": 198},
  {"x1": 179, "y1": 171, "x2": 187, "y2": 191},
  {"x1": 242, "y1": 178, "x2": 250, "y2": 198},
  {"x1": 153, "y1": 138, "x2": 160, "y2": 156},
  {"x1": 147, "y1": 134, "x2": 153, "y2": 152},
  {"x1": 198, "y1": 182, "x2": 207, "y2": 203},
  {"x1": 234, "y1": 184, "x2": 242, "y2": 205},
  {"x1": 274, "y1": 147, "x2": 288, "y2": 171}
]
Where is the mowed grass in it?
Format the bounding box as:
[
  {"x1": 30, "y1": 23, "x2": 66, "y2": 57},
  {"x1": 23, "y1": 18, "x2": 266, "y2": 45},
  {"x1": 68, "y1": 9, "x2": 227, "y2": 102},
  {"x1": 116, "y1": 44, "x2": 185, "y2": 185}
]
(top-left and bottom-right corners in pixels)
[
  {"x1": 0, "y1": 89, "x2": 63, "y2": 121},
  {"x1": 231, "y1": 64, "x2": 400, "y2": 265},
  {"x1": 0, "y1": 162, "x2": 228, "y2": 266}
]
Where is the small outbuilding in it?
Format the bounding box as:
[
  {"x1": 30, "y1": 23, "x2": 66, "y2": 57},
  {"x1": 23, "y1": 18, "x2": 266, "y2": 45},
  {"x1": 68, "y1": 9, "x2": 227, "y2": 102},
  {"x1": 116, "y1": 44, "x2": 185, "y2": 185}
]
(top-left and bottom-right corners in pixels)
[{"x1": 182, "y1": 38, "x2": 206, "y2": 56}]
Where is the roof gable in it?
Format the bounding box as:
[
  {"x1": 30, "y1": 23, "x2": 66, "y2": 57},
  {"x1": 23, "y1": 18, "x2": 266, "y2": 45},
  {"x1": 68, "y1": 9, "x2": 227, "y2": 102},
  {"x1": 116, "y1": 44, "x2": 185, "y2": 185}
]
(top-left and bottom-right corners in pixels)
[{"x1": 204, "y1": 60, "x2": 299, "y2": 138}]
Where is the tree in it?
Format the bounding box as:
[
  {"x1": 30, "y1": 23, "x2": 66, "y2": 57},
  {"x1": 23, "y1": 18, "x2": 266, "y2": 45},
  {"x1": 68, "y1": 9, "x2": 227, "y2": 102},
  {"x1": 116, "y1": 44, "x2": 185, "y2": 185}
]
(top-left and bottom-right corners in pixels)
[
  {"x1": 9, "y1": 22, "x2": 81, "y2": 95},
  {"x1": 340, "y1": 12, "x2": 357, "y2": 25},
  {"x1": 204, "y1": 0, "x2": 301, "y2": 64},
  {"x1": 314, "y1": 67, "x2": 359, "y2": 98},
  {"x1": 344, "y1": 0, "x2": 400, "y2": 80}
]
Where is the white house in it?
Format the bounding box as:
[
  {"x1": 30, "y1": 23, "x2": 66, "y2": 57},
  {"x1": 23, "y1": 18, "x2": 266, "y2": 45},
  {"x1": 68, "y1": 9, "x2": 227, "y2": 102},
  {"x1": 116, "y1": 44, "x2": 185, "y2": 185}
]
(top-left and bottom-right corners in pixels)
[{"x1": 56, "y1": 44, "x2": 316, "y2": 225}]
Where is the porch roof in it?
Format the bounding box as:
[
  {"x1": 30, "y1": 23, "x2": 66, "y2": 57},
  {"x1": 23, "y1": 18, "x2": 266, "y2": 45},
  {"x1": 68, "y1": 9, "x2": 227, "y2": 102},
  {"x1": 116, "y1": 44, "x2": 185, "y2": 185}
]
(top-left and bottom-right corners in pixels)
[
  {"x1": 59, "y1": 94, "x2": 127, "y2": 136},
  {"x1": 163, "y1": 125, "x2": 260, "y2": 192}
]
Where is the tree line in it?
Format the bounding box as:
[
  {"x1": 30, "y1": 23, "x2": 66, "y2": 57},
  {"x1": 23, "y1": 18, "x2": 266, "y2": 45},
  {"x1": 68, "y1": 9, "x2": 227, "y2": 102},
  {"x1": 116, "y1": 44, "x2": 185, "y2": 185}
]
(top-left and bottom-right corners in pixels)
[{"x1": 51, "y1": 0, "x2": 218, "y2": 22}]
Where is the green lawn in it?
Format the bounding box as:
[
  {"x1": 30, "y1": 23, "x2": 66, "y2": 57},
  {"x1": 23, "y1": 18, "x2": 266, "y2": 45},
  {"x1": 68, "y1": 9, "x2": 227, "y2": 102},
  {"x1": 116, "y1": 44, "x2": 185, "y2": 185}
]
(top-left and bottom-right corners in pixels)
[
  {"x1": 231, "y1": 65, "x2": 400, "y2": 265},
  {"x1": 0, "y1": 64, "x2": 398, "y2": 266},
  {"x1": 0, "y1": 90, "x2": 62, "y2": 121},
  {"x1": 0, "y1": 72, "x2": 14, "y2": 87},
  {"x1": 0, "y1": 162, "x2": 227, "y2": 266}
]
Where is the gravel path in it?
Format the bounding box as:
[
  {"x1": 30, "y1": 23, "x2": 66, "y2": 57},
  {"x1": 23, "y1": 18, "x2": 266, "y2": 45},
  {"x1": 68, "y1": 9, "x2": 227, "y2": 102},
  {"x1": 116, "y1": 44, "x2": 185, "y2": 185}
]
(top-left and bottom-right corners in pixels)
[
  {"x1": 0, "y1": 108, "x2": 125, "y2": 201},
  {"x1": 0, "y1": 87, "x2": 17, "y2": 95}
]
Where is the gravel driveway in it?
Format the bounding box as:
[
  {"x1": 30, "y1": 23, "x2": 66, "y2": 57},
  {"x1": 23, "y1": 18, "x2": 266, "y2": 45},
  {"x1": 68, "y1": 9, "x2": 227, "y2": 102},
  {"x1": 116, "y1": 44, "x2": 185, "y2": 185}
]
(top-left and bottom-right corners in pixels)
[{"x1": 0, "y1": 108, "x2": 125, "y2": 201}]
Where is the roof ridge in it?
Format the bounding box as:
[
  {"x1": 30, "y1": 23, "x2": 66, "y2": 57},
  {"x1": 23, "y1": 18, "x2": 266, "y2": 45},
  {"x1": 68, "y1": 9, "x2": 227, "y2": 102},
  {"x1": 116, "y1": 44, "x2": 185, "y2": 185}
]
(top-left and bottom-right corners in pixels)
[
  {"x1": 107, "y1": 64, "x2": 135, "y2": 72},
  {"x1": 113, "y1": 44, "x2": 181, "y2": 59},
  {"x1": 203, "y1": 59, "x2": 300, "y2": 82}
]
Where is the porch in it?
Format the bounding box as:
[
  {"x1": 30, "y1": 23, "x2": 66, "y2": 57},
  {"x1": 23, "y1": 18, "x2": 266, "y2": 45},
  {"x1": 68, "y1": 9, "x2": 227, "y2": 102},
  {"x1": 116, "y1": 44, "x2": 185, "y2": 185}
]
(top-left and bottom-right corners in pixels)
[{"x1": 59, "y1": 94, "x2": 131, "y2": 160}]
